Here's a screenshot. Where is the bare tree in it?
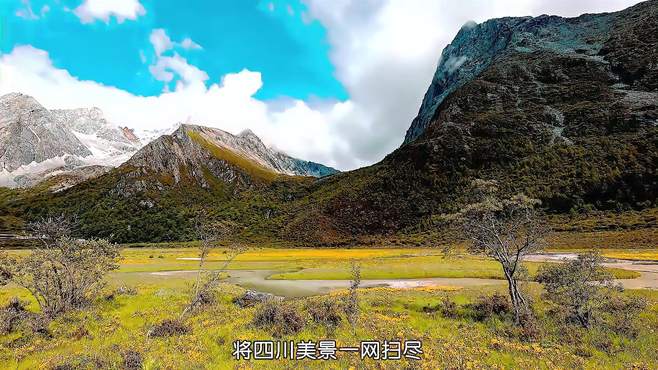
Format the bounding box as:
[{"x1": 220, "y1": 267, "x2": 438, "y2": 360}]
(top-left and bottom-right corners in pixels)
[
  {"x1": 180, "y1": 220, "x2": 246, "y2": 320},
  {"x1": 446, "y1": 179, "x2": 548, "y2": 325},
  {"x1": 343, "y1": 261, "x2": 361, "y2": 333},
  {"x1": 0, "y1": 216, "x2": 120, "y2": 317}
]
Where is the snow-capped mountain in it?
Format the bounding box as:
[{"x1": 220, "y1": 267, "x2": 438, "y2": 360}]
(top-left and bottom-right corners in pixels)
[
  {"x1": 51, "y1": 107, "x2": 141, "y2": 166},
  {"x1": 0, "y1": 93, "x2": 142, "y2": 188},
  {"x1": 0, "y1": 93, "x2": 338, "y2": 190}
]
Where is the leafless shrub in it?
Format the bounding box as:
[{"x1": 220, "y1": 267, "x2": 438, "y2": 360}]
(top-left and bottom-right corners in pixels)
[
  {"x1": 343, "y1": 261, "x2": 361, "y2": 332},
  {"x1": 445, "y1": 179, "x2": 548, "y2": 325},
  {"x1": 180, "y1": 219, "x2": 247, "y2": 320},
  {"x1": 147, "y1": 319, "x2": 190, "y2": 338},
  {"x1": 252, "y1": 300, "x2": 305, "y2": 337},
  {"x1": 0, "y1": 216, "x2": 120, "y2": 318},
  {"x1": 0, "y1": 297, "x2": 29, "y2": 334}
]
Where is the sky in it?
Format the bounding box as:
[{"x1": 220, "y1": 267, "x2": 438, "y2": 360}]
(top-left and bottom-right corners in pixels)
[{"x1": 0, "y1": 0, "x2": 645, "y2": 170}]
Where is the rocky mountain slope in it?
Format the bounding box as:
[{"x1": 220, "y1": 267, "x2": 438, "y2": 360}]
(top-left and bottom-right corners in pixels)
[
  {"x1": 405, "y1": 3, "x2": 657, "y2": 144},
  {"x1": 0, "y1": 123, "x2": 339, "y2": 242},
  {"x1": 0, "y1": 93, "x2": 91, "y2": 174},
  {"x1": 52, "y1": 107, "x2": 141, "y2": 161},
  {"x1": 318, "y1": 0, "x2": 658, "y2": 238},
  {"x1": 0, "y1": 93, "x2": 141, "y2": 188},
  {"x1": 121, "y1": 124, "x2": 337, "y2": 191}
]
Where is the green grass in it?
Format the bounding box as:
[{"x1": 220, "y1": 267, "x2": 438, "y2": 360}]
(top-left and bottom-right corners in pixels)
[
  {"x1": 110, "y1": 247, "x2": 640, "y2": 280},
  {"x1": 267, "y1": 255, "x2": 640, "y2": 280},
  {"x1": 2, "y1": 247, "x2": 641, "y2": 281},
  {"x1": 0, "y1": 247, "x2": 655, "y2": 368},
  {"x1": 1, "y1": 282, "x2": 656, "y2": 369}
]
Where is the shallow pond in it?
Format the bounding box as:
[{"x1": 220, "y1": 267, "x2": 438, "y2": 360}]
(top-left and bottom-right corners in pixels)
[{"x1": 148, "y1": 269, "x2": 503, "y2": 297}]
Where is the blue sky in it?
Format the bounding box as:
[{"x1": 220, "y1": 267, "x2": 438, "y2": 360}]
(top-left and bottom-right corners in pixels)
[{"x1": 1, "y1": 0, "x2": 347, "y2": 101}]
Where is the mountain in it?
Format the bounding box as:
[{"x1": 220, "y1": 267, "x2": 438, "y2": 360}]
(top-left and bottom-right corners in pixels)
[
  {"x1": 1, "y1": 1, "x2": 656, "y2": 245},
  {"x1": 0, "y1": 123, "x2": 338, "y2": 242},
  {"x1": 0, "y1": 93, "x2": 91, "y2": 175},
  {"x1": 0, "y1": 93, "x2": 141, "y2": 188},
  {"x1": 124, "y1": 124, "x2": 337, "y2": 188},
  {"x1": 313, "y1": 0, "x2": 658, "y2": 237},
  {"x1": 405, "y1": 4, "x2": 657, "y2": 144},
  {"x1": 51, "y1": 107, "x2": 141, "y2": 161}
]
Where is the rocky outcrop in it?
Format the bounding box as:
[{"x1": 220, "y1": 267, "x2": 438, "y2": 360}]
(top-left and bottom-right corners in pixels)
[
  {"x1": 233, "y1": 290, "x2": 282, "y2": 307},
  {"x1": 0, "y1": 93, "x2": 91, "y2": 172},
  {"x1": 50, "y1": 107, "x2": 142, "y2": 166},
  {"x1": 403, "y1": 5, "x2": 635, "y2": 144}
]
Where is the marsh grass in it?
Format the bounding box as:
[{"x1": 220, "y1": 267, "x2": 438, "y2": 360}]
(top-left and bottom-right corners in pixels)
[
  {"x1": 0, "y1": 281, "x2": 656, "y2": 369},
  {"x1": 0, "y1": 247, "x2": 655, "y2": 368}
]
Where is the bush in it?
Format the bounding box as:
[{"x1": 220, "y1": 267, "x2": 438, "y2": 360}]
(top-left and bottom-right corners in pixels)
[
  {"x1": 252, "y1": 300, "x2": 305, "y2": 337},
  {"x1": 470, "y1": 292, "x2": 512, "y2": 321},
  {"x1": 122, "y1": 350, "x2": 143, "y2": 370},
  {"x1": 0, "y1": 217, "x2": 120, "y2": 318},
  {"x1": 517, "y1": 311, "x2": 541, "y2": 341},
  {"x1": 439, "y1": 296, "x2": 458, "y2": 318},
  {"x1": 147, "y1": 319, "x2": 190, "y2": 338},
  {"x1": 307, "y1": 298, "x2": 342, "y2": 329},
  {"x1": 601, "y1": 294, "x2": 647, "y2": 338},
  {"x1": 0, "y1": 297, "x2": 29, "y2": 334},
  {"x1": 115, "y1": 286, "x2": 138, "y2": 296},
  {"x1": 29, "y1": 315, "x2": 51, "y2": 337},
  {"x1": 536, "y1": 252, "x2": 631, "y2": 329},
  {"x1": 52, "y1": 354, "x2": 109, "y2": 370},
  {"x1": 343, "y1": 262, "x2": 361, "y2": 330}
]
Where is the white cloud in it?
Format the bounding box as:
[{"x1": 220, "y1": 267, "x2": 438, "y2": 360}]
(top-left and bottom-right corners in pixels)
[
  {"x1": 147, "y1": 29, "x2": 207, "y2": 92},
  {"x1": 73, "y1": 0, "x2": 146, "y2": 24},
  {"x1": 180, "y1": 38, "x2": 203, "y2": 51},
  {"x1": 0, "y1": 45, "x2": 360, "y2": 169},
  {"x1": 15, "y1": 0, "x2": 39, "y2": 20},
  {"x1": 150, "y1": 29, "x2": 203, "y2": 56},
  {"x1": 149, "y1": 29, "x2": 173, "y2": 57},
  {"x1": 149, "y1": 53, "x2": 209, "y2": 89}
]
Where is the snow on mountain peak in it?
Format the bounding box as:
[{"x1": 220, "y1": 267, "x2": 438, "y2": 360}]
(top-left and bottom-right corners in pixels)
[{"x1": 0, "y1": 93, "x2": 143, "y2": 188}]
